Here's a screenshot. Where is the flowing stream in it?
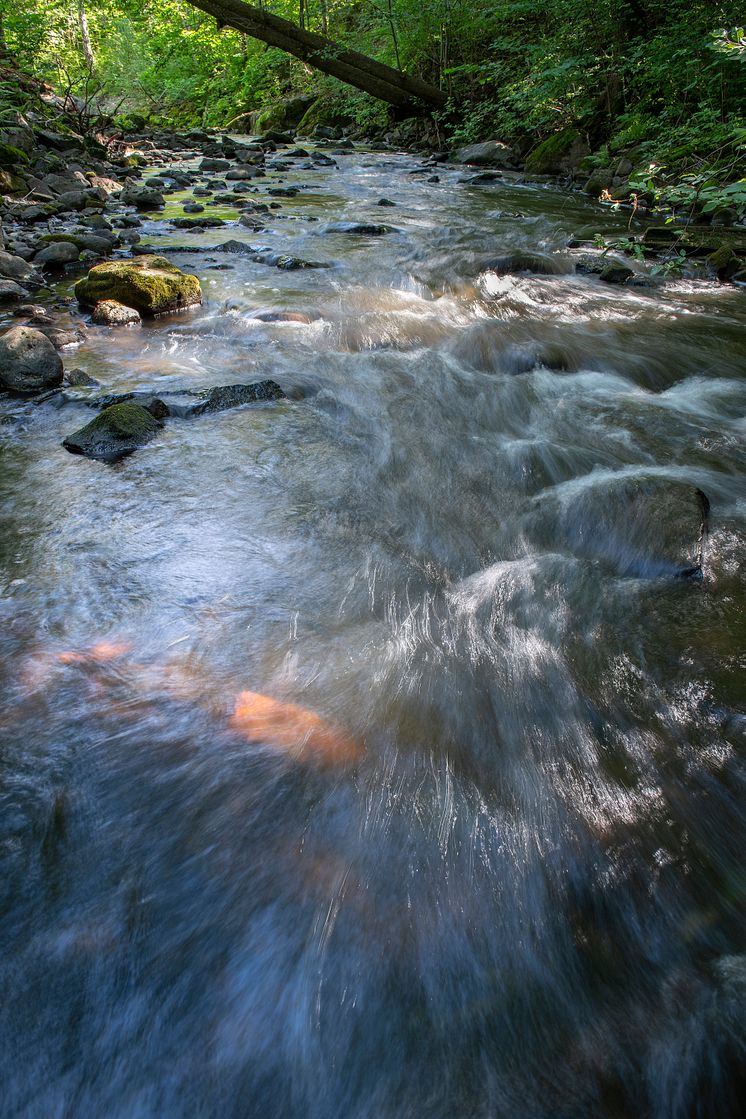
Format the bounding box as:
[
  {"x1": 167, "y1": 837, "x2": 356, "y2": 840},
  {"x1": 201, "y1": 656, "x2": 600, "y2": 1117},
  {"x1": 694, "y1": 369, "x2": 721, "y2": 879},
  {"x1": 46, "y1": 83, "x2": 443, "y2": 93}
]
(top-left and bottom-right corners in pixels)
[{"x1": 1, "y1": 145, "x2": 745, "y2": 1118}]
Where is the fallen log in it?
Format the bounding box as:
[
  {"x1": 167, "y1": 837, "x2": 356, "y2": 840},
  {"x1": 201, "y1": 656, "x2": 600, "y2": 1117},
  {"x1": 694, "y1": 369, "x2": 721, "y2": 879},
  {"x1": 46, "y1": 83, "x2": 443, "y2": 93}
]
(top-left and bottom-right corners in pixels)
[{"x1": 186, "y1": 0, "x2": 447, "y2": 111}]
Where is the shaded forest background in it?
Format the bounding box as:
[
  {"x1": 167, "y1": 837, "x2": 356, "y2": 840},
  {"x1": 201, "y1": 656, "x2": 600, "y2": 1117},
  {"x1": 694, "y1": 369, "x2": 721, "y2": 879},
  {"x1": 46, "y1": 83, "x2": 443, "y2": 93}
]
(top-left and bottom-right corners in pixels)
[{"x1": 0, "y1": 1, "x2": 744, "y2": 209}]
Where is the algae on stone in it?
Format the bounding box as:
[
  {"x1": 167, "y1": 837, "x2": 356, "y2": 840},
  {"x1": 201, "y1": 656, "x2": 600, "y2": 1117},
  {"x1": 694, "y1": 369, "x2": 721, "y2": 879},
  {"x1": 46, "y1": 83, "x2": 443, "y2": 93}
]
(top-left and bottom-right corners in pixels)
[
  {"x1": 74, "y1": 255, "x2": 201, "y2": 315},
  {"x1": 62, "y1": 402, "x2": 163, "y2": 462},
  {"x1": 525, "y1": 128, "x2": 588, "y2": 174}
]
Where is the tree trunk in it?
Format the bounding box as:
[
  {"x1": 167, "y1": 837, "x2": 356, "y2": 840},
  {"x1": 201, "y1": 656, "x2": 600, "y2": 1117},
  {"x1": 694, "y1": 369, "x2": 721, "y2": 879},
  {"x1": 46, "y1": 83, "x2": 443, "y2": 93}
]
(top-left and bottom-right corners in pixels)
[
  {"x1": 78, "y1": 0, "x2": 95, "y2": 71},
  {"x1": 186, "y1": 0, "x2": 447, "y2": 111}
]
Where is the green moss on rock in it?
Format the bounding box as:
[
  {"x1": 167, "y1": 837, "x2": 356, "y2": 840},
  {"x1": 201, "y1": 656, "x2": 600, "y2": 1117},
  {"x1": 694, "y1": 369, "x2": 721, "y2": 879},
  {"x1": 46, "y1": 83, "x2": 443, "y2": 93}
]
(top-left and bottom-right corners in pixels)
[
  {"x1": 706, "y1": 242, "x2": 741, "y2": 280},
  {"x1": 296, "y1": 98, "x2": 351, "y2": 135},
  {"x1": 0, "y1": 142, "x2": 29, "y2": 169},
  {"x1": 257, "y1": 95, "x2": 316, "y2": 133},
  {"x1": 62, "y1": 402, "x2": 163, "y2": 462},
  {"x1": 74, "y1": 255, "x2": 201, "y2": 315},
  {"x1": 0, "y1": 169, "x2": 27, "y2": 194},
  {"x1": 525, "y1": 128, "x2": 587, "y2": 174}
]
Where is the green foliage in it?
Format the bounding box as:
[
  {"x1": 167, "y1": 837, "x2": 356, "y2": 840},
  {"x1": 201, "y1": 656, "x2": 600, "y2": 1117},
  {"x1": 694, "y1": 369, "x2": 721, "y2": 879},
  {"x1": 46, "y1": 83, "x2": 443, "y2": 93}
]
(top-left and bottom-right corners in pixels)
[
  {"x1": 711, "y1": 27, "x2": 746, "y2": 60},
  {"x1": 0, "y1": 0, "x2": 743, "y2": 215},
  {"x1": 591, "y1": 234, "x2": 689, "y2": 278},
  {"x1": 593, "y1": 234, "x2": 648, "y2": 263}
]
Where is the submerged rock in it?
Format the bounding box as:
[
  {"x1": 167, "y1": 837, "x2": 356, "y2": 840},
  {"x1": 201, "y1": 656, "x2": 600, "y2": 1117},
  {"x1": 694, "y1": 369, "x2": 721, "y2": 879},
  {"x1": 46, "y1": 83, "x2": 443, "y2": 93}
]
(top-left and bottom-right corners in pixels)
[
  {"x1": 74, "y1": 256, "x2": 201, "y2": 316},
  {"x1": 91, "y1": 300, "x2": 142, "y2": 326},
  {"x1": 252, "y1": 310, "x2": 316, "y2": 323},
  {"x1": 480, "y1": 252, "x2": 562, "y2": 276},
  {"x1": 0, "y1": 325, "x2": 64, "y2": 393},
  {"x1": 533, "y1": 477, "x2": 710, "y2": 580},
  {"x1": 62, "y1": 402, "x2": 163, "y2": 462},
  {"x1": 172, "y1": 216, "x2": 226, "y2": 229}
]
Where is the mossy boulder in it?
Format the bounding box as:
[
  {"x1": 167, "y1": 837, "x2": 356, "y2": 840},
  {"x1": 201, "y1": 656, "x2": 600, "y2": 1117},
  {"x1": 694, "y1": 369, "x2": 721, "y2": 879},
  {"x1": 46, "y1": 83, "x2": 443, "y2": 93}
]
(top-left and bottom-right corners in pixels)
[
  {"x1": 0, "y1": 142, "x2": 29, "y2": 170},
  {"x1": 256, "y1": 95, "x2": 316, "y2": 134},
  {"x1": 525, "y1": 127, "x2": 589, "y2": 175},
  {"x1": 0, "y1": 169, "x2": 27, "y2": 194},
  {"x1": 74, "y1": 256, "x2": 202, "y2": 316},
  {"x1": 706, "y1": 243, "x2": 743, "y2": 282},
  {"x1": 62, "y1": 402, "x2": 163, "y2": 462},
  {"x1": 296, "y1": 98, "x2": 352, "y2": 137}
]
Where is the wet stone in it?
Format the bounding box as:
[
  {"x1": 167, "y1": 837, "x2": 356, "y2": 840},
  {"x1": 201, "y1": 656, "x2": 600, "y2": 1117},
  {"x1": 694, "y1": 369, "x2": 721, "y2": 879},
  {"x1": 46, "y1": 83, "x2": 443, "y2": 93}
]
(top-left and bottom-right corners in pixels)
[
  {"x1": 62, "y1": 402, "x2": 163, "y2": 462},
  {"x1": 91, "y1": 300, "x2": 142, "y2": 326},
  {"x1": 189, "y1": 380, "x2": 286, "y2": 416},
  {"x1": 0, "y1": 325, "x2": 64, "y2": 393},
  {"x1": 599, "y1": 264, "x2": 634, "y2": 284},
  {"x1": 65, "y1": 367, "x2": 99, "y2": 387}
]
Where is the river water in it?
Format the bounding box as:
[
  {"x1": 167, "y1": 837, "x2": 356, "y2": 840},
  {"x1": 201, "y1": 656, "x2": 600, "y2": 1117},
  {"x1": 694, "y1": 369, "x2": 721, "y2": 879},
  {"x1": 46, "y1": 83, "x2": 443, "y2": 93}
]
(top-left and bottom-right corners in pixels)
[{"x1": 1, "y1": 146, "x2": 744, "y2": 1118}]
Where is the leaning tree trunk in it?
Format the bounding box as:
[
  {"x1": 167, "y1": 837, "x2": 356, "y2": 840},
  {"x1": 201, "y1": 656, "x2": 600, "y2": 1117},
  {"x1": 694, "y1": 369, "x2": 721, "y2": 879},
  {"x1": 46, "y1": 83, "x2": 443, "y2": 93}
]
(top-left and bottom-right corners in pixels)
[{"x1": 186, "y1": 0, "x2": 447, "y2": 111}]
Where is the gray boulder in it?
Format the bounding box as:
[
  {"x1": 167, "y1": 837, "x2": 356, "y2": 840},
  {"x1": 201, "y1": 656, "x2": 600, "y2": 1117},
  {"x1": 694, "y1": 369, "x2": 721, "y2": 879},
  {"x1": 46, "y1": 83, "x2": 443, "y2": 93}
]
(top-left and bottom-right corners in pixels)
[
  {"x1": 0, "y1": 250, "x2": 35, "y2": 283},
  {"x1": 39, "y1": 171, "x2": 89, "y2": 195},
  {"x1": 0, "y1": 325, "x2": 64, "y2": 392},
  {"x1": 0, "y1": 279, "x2": 27, "y2": 303},
  {"x1": 91, "y1": 300, "x2": 142, "y2": 326},
  {"x1": 54, "y1": 189, "x2": 105, "y2": 213},
  {"x1": 225, "y1": 168, "x2": 260, "y2": 180},
  {"x1": 121, "y1": 184, "x2": 165, "y2": 210},
  {"x1": 456, "y1": 141, "x2": 516, "y2": 168},
  {"x1": 34, "y1": 242, "x2": 81, "y2": 267}
]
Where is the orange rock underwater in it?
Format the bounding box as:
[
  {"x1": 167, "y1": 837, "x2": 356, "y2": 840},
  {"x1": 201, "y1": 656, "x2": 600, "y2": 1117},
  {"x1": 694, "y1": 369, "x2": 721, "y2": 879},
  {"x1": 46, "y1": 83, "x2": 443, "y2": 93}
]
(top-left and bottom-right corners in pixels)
[{"x1": 230, "y1": 690, "x2": 363, "y2": 767}]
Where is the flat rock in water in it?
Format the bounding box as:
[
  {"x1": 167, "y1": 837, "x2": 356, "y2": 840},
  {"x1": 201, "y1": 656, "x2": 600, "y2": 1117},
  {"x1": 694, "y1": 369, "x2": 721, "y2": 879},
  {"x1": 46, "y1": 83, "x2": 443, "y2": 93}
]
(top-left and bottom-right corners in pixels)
[
  {"x1": 462, "y1": 172, "x2": 503, "y2": 184},
  {"x1": 172, "y1": 216, "x2": 226, "y2": 229},
  {"x1": 327, "y1": 222, "x2": 393, "y2": 236},
  {"x1": 189, "y1": 381, "x2": 285, "y2": 416},
  {"x1": 120, "y1": 185, "x2": 165, "y2": 210},
  {"x1": 62, "y1": 402, "x2": 163, "y2": 462},
  {"x1": 74, "y1": 256, "x2": 201, "y2": 316},
  {"x1": 0, "y1": 325, "x2": 64, "y2": 393}
]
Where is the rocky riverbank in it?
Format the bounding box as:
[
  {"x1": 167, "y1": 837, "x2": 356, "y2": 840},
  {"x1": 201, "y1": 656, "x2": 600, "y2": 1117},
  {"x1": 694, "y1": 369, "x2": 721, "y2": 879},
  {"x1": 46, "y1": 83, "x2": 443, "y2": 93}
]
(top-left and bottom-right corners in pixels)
[{"x1": 1, "y1": 90, "x2": 745, "y2": 464}]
